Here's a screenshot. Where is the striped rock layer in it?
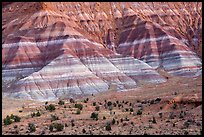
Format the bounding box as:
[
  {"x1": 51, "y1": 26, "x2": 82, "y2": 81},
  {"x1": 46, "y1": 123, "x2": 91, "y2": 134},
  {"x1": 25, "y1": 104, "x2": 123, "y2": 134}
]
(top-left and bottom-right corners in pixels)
[{"x1": 2, "y1": 2, "x2": 202, "y2": 101}]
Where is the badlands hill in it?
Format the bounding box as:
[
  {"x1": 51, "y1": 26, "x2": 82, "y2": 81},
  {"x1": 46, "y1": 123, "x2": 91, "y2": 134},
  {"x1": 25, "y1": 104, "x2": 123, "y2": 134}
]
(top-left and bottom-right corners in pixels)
[{"x1": 2, "y1": 2, "x2": 202, "y2": 101}]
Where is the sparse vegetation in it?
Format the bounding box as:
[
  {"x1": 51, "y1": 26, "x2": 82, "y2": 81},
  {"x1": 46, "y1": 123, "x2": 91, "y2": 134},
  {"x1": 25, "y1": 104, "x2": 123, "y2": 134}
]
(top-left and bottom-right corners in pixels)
[
  {"x1": 152, "y1": 116, "x2": 156, "y2": 124},
  {"x1": 58, "y1": 100, "x2": 65, "y2": 105},
  {"x1": 159, "y1": 112, "x2": 163, "y2": 118},
  {"x1": 74, "y1": 103, "x2": 83, "y2": 110},
  {"x1": 28, "y1": 123, "x2": 36, "y2": 132},
  {"x1": 172, "y1": 103, "x2": 177, "y2": 109},
  {"x1": 93, "y1": 102, "x2": 96, "y2": 106},
  {"x1": 49, "y1": 123, "x2": 64, "y2": 132},
  {"x1": 112, "y1": 118, "x2": 116, "y2": 125},
  {"x1": 76, "y1": 109, "x2": 81, "y2": 114},
  {"x1": 3, "y1": 114, "x2": 21, "y2": 125},
  {"x1": 3, "y1": 115, "x2": 12, "y2": 125},
  {"x1": 45, "y1": 104, "x2": 56, "y2": 112},
  {"x1": 51, "y1": 114, "x2": 59, "y2": 122},
  {"x1": 137, "y1": 109, "x2": 142, "y2": 115},
  {"x1": 105, "y1": 123, "x2": 111, "y2": 131},
  {"x1": 45, "y1": 101, "x2": 48, "y2": 105},
  {"x1": 69, "y1": 98, "x2": 75, "y2": 103},
  {"x1": 95, "y1": 106, "x2": 100, "y2": 111},
  {"x1": 90, "y1": 112, "x2": 98, "y2": 120}
]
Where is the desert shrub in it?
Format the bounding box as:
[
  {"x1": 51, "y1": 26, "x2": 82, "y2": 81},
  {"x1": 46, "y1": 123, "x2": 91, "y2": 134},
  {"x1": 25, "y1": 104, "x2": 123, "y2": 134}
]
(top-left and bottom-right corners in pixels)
[
  {"x1": 28, "y1": 123, "x2": 36, "y2": 132},
  {"x1": 90, "y1": 112, "x2": 98, "y2": 120},
  {"x1": 49, "y1": 123, "x2": 64, "y2": 132},
  {"x1": 113, "y1": 102, "x2": 117, "y2": 107},
  {"x1": 45, "y1": 104, "x2": 55, "y2": 112},
  {"x1": 58, "y1": 100, "x2": 65, "y2": 105},
  {"x1": 152, "y1": 116, "x2": 156, "y2": 124},
  {"x1": 159, "y1": 112, "x2": 163, "y2": 118},
  {"x1": 74, "y1": 103, "x2": 83, "y2": 110},
  {"x1": 116, "y1": 100, "x2": 119, "y2": 104},
  {"x1": 53, "y1": 123, "x2": 64, "y2": 131},
  {"x1": 70, "y1": 98, "x2": 75, "y2": 103},
  {"x1": 172, "y1": 103, "x2": 177, "y2": 109},
  {"x1": 105, "y1": 124, "x2": 111, "y2": 131},
  {"x1": 125, "y1": 108, "x2": 129, "y2": 112},
  {"x1": 120, "y1": 118, "x2": 123, "y2": 123},
  {"x1": 137, "y1": 109, "x2": 142, "y2": 115},
  {"x1": 82, "y1": 128, "x2": 86, "y2": 133},
  {"x1": 179, "y1": 111, "x2": 185, "y2": 118},
  {"x1": 76, "y1": 109, "x2": 81, "y2": 114},
  {"x1": 150, "y1": 100, "x2": 154, "y2": 104},
  {"x1": 64, "y1": 105, "x2": 66, "y2": 108},
  {"x1": 31, "y1": 112, "x2": 35, "y2": 118},
  {"x1": 3, "y1": 115, "x2": 12, "y2": 125},
  {"x1": 71, "y1": 120, "x2": 75, "y2": 127},
  {"x1": 13, "y1": 115, "x2": 21, "y2": 122},
  {"x1": 36, "y1": 111, "x2": 41, "y2": 117},
  {"x1": 103, "y1": 116, "x2": 106, "y2": 120},
  {"x1": 112, "y1": 118, "x2": 116, "y2": 125},
  {"x1": 95, "y1": 106, "x2": 100, "y2": 111},
  {"x1": 93, "y1": 102, "x2": 96, "y2": 106},
  {"x1": 107, "y1": 101, "x2": 112, "y2": 107},
  {"x1": 45, "y1": 101, "x2": 48, "y2": 105},
  {"x1": 51, "y1": 114, "x2": 59, "y2": 122},
  {"x1": 130, "y1": 108, "x2": 134, "y2": 112},
  {"x1": 84, "y1": 100, "x2": 87, "y2": 103},
  {"x1": 129, "y1": 102, "x2": 132, "y2": 106}
]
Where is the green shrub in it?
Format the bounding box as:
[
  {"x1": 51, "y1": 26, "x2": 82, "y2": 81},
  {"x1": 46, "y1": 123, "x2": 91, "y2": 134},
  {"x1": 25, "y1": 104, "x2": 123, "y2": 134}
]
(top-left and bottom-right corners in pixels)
[
  {"x1": 76, "y1": 109, "x2": 81, "y2": 114},
  {"x1": 14, "y1": 115, "x2": 21, "y2": 122},
  {"x1": 45, "y1": 104, "x2": 55, "y2": 112},
  {"x1": 152, "y1": 116, "x2": 156, "y2": 124},
  {"x1": 45, "y1": 101, "x2": 48, "y2": 105},
  {"x1": 137, "y1": 109, "x2": 142, "y2": 115},
  {"x1": 93, "y1": 102, "x2": 96, "y2": 106},
  {"x1": 172, "y1": 103, "x2": 177, "y2": 109},
  {"x1": 3, "y1": 115, "x2": 12, "y2": 125},
  {"x1": 95, "y1": 106, "x2": 100, "y2": 111},
  {"x1": 58, "y1": 100, "x2": 65, "y2": 105},
  {"x1": 82, "y1": 128, "x2": 86, "y2": 133},
  {"x1": 105, "y1": 124, "x2": 111, "y2": 131},
  {"x1": 74, "y1": 103, "x2": 83, "y2": 110},
  {"x1": 107, "y1": 101, "x2": 112, "y2": 107},
  {"x1": 159, "y1": 112, "x2": 163, "y2": 118},
  {"x1": 53, "y1": 123, "x2": 64, "y2": 131},
  {"x1": 130, "y1": 108, "x2": 134, "y2": 112},
  {"x1": 51, "y1": 114, "x2": 59, "y2": 122},
  {"x1": 49, "y1": 124, "x2": 53, "y2": 132},
  {"x1": 112, "y1": 118, "x2": 116, "y2": 125},
  {"x1": 70, "y1": 98, "x2": 75, "y2": 103},
  {"x1": 36, "y1": 111, "x2": 41, "y2": 117},
  {"x1": 90, "y1": 112, "x2": 98, "y2": 120},
  {"x1": 28, "y1": 123, "x2": 36, "y2": 132}
]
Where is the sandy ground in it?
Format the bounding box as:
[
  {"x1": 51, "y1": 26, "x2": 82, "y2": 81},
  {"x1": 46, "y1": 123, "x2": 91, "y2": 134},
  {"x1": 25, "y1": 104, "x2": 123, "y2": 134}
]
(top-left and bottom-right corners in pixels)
[{"x1": 2, "y1": 75, "x2": 202, "y2": 135}]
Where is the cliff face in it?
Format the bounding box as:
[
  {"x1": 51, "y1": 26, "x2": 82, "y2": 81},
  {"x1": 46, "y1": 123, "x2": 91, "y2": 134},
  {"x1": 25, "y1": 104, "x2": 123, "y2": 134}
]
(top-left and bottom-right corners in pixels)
[{"x1": 2, "y1": 2, "x2": 202, "y2": 101}]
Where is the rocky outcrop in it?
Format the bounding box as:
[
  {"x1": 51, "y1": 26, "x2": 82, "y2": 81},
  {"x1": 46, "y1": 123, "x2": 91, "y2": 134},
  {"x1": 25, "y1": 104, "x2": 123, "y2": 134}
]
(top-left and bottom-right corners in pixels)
[{"x1": 2, "y1": 2, "x2": 202, "y2": 101}]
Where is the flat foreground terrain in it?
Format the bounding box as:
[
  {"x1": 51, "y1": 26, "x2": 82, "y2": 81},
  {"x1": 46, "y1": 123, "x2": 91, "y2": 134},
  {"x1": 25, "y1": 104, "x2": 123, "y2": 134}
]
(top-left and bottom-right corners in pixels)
[{"x1": 2, "y1": 75, "x2": 202, "y2": 135}]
